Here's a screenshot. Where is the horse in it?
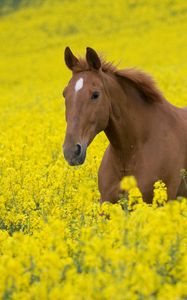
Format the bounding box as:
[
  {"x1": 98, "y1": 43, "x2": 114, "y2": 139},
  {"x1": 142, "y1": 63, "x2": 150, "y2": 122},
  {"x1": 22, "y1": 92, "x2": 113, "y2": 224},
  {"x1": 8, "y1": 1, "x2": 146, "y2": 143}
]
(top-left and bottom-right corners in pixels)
[{"x1": 62, "y1": 47, "x2": 187, "y2": 203}]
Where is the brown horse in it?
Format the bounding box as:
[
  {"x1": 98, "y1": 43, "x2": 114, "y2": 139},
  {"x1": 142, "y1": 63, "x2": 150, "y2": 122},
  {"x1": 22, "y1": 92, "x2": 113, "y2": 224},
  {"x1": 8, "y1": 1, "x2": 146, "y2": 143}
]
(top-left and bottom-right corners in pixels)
[{"x1": 62, "y1": 47, "x2": 187, "y2": 203}]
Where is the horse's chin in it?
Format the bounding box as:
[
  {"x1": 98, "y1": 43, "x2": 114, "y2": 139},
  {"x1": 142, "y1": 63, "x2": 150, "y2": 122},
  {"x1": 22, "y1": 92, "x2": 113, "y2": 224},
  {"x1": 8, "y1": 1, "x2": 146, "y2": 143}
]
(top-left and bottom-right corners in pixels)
[{"x1": 69, "y1": 155, "x2": 86, "y2": 166}]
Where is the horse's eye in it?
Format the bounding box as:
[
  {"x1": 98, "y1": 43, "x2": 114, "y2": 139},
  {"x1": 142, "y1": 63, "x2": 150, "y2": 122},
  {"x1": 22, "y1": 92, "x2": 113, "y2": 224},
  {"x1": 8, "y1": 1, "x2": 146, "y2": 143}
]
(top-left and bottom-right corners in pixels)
[{"x1": 91, "y1": 91, "x2": 100, "y2": 100}]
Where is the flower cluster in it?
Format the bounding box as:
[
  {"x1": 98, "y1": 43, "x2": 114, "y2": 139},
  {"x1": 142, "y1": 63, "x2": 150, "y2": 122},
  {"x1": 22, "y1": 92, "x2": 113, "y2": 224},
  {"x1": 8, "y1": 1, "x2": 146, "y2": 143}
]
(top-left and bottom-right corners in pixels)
[{"x1": 153, "y1": 181, "x2": 168, "y2": 208}]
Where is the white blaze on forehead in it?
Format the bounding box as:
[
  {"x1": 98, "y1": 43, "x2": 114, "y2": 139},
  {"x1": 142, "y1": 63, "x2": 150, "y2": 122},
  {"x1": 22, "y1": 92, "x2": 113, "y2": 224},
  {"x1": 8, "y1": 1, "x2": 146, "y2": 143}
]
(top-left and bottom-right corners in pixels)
[{"x1": 75, "y1": 78, "x2": 84, "y2": 92}]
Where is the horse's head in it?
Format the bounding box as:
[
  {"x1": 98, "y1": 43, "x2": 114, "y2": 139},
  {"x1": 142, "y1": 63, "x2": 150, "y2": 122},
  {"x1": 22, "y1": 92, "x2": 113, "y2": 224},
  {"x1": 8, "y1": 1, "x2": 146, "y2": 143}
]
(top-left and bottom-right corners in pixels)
[{"x1": 62, "y1": 47, "x2": 110, "y2": 166}]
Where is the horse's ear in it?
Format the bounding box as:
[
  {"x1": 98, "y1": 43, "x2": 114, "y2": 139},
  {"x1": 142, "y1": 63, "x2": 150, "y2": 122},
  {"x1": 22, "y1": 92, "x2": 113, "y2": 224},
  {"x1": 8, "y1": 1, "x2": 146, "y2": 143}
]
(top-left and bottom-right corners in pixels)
[
  {"x1": 86, "y1": 47, "x2": 101, "y2": 70},
  {"x1": 64, "y1": 47, "x2": 79, "y2": 71}
]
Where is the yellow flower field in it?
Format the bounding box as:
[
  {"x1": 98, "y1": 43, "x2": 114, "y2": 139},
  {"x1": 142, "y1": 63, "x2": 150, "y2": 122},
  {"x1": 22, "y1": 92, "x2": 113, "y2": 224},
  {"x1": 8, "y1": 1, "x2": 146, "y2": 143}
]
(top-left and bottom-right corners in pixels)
[{"x1": 0, "y1": 0, "x2": 187, "y2": 299}]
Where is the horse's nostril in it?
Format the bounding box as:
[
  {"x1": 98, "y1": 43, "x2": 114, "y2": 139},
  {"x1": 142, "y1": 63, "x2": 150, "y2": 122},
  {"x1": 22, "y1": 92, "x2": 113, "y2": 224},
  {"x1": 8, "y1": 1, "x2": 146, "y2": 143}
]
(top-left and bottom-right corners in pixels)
[{"x1": 75, "y1": 144, "x2": 82, "y2": 156}]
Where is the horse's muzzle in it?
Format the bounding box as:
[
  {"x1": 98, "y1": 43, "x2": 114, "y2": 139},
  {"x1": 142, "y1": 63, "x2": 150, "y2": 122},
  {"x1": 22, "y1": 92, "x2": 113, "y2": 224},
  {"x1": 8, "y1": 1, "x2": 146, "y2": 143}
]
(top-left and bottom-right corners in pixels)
[{"x1": 63, "y1": 143, "x2": 87, "y2": 166}]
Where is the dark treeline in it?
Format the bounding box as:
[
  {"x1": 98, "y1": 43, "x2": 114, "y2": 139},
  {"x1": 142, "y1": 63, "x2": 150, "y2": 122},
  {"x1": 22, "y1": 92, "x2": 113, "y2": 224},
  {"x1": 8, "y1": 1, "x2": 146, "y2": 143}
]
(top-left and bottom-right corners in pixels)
[{"x1": 0, "y1": 0, "x2": 43, "y2": 15}]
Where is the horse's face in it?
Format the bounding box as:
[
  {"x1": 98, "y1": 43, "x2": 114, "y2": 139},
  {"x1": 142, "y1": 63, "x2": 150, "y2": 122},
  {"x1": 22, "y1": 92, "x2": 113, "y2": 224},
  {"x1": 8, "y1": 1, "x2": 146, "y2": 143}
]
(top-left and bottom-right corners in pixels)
[{"x1": 63, "y1": 47, "x2": 110, "y2": 166}]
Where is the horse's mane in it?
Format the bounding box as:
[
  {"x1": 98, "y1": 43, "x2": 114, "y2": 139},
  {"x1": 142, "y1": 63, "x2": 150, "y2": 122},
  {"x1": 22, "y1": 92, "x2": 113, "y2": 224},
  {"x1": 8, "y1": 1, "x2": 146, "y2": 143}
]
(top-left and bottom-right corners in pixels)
[
  {"x1": 115, "y1": 68, "x2": 164, "y2": 103},
  {"x1": 75, "y1": 57, "x2": 164, "y2": 104}
]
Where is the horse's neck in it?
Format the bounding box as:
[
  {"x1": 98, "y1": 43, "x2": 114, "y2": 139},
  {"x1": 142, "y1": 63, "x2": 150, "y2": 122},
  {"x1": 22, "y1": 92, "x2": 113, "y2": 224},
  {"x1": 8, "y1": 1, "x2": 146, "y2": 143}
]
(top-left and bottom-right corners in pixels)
[{"x1": 104, "y1": 73, "x2": 158, "y2": 155}]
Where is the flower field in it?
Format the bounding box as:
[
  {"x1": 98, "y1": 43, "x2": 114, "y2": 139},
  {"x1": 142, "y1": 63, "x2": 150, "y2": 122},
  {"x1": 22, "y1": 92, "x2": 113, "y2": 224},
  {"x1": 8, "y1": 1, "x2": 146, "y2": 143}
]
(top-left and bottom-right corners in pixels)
[{"x1": 0, "y1": 0, "x2": 187, "y2": 299}]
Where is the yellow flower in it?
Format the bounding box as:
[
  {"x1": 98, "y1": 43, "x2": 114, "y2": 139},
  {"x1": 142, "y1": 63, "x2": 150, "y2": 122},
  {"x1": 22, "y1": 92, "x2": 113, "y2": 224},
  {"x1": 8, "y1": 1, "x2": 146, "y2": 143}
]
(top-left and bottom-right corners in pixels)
[
  {"x1": 153, "y1": 180, "x2": 168, "y2": 207},
  {"x1": 120, "y1": 176, "x2": 137, "y2": 191}
]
